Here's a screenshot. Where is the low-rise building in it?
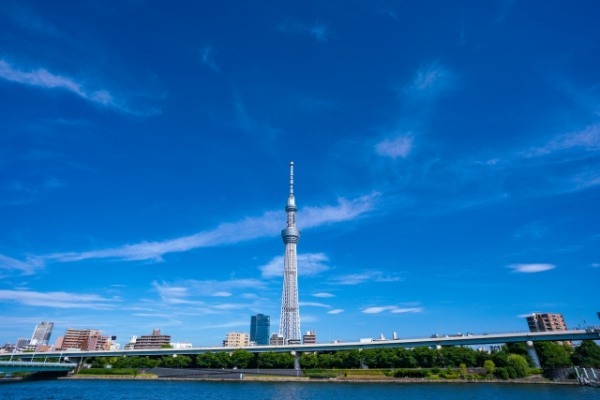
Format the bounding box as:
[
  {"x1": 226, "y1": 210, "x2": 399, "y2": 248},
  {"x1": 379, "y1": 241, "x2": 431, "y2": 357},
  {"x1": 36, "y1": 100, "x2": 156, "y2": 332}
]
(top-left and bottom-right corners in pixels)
[
  {"x1": 134, "y1": 329, "x2": 171, "y2": 349},
  {"x1": 269, "y1": 333, "x2": 285, "y2": 346},
  {"x1": 527, "y1": 313, "x2": 567, "y2": 332},
  {"x1": 57, "y1": 329, "x2": 110, "y2": 351},
  {"x1": 303, "y1": 330, "x2": 317, "y2": 344},
  {"x1": 223, "y1": 332, "x2": 249, "y2": 347}
]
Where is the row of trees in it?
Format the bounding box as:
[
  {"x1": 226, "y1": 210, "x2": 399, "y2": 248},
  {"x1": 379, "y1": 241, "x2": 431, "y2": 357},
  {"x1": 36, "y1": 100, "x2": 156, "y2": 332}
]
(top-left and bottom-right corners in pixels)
[{"x1": 87, "y1": 340, "x2": 600, "y2": 371}]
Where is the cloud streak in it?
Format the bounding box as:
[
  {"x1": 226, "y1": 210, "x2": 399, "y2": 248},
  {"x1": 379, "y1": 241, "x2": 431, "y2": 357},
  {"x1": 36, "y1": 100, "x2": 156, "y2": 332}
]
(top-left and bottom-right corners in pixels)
[
  {"x1": 507, "y1": 263, "x2": 556, "y2": 273},
  {"x1": 362, "y1": 305, "x2": 423, "y2": 314},
  {"x1": 0, "y1": 254, "x2": 43, "y2": 275},
  {"x1": 405, "y1": 62, "x2": 453, "y2": 100},
  {"x1": 260, "y1": 253, "x2": 331, "y2": 278},
  {"x1": 22, "y1": 195, "x2": 375, "y2": 268},
  {"x1": 525, "y1": 123, "x2": 600, "y2": 157},
  {"x1": 329, "y1": 270, "x2": 403, "y2": 285},
  {"x1": 375, "y1": 134, "x2": 414, "y2": 159},
  {"x1": 0, "y1": 289, "x2": 117, "y2": 309},
  {"x1": 0, "y1": 59, "x2": 160, "y2": 116},
  {"x1": 201, "y1": 46, "x2": 220, "y2": 72},
  {"x1": 277, "y1": 21, "x2": 329, "y2": 42}
]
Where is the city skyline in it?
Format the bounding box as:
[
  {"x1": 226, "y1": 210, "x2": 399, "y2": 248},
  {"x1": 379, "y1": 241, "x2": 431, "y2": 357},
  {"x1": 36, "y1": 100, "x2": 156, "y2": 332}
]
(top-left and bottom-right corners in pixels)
[{"x1": 1, "y1": 2, "x2": 599, "y2": 346}]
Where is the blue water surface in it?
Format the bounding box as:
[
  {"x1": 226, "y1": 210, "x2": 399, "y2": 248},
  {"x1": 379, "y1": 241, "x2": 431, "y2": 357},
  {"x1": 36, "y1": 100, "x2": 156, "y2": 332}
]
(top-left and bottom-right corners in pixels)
[{"x1": 1, "y1": 380, "x2": 599, "y2": 400}]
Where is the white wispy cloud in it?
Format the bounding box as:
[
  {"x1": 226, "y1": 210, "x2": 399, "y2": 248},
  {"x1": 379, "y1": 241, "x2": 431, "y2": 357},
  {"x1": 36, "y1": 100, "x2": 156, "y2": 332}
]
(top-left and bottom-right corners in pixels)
[
  {"x1": 300, "y1": 193, "x2": 378, "y2": 229},
  {"x1": 327, "y1": 309, "x2": 344, "y2": 314},
  {"x1": 154, "y1": 279, "x2": 264, "y2": 301},
  {"x1": 330, "y1": 270, "x2": 403, "y2": 285},
  {"x1": 375, "y1": 134, "x2": 414, "y2": 159},
  {"x1": 0, "y1": 59, "x2": 160, "y2": 116},
  {"x1": 277, "y1": 21, "x2": 329, "y2": 42},
  {"x1": 313, "y1": 292, "x2": 335, "y2": 298},
  {"x1": 201, "y1": 46, "x2": 220, "y2": 72},
  {"x1": 21, "y1": 195, "x2": 375, "y2": 268},
  {"x1": 260, "y1": 252, "x2": 331, "y2": 278},
  {"x1": 152, "y1": 282, "x2": 204, "y2": 306},
  {"x1": 200, "y1": 321, "x2": 249, "y2": 330},
  {"x1": 513, "y1": 222, "x2": 548, "y2": 241},
  {"x1": 391, "y1": 307, "x2": 423, "y2": 314},
  {"x1": 407, "y1": 62, "x2": 453, "y2": 98},
  {"x1": 0, "y1": 289, "x2": 117, "y2": 309},
  {"x1": 299, "y1": 301, "x2": 330, "y2": 308},
  {"x1": 362, "y1": 305, "x2": 423, "y2": 314},
  {"x1": 525, "y1": 123, "x2": 600, "y2": 157},
  {"x1": 212, "y1": 291, "x2": 232, "y2": 297},
  {"x1": 507, "y1": 263, "x2": 556, "y2": 273},
  {"x1": 0, "y1": 254, "x2": 43, "y2": 275}
]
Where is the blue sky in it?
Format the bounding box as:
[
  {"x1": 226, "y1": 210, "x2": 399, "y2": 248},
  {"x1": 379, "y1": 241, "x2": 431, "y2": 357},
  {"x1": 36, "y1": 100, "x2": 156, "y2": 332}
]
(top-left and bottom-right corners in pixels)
[{"x1": 1, "y1": 1, "x2": 599, "y2": 347}]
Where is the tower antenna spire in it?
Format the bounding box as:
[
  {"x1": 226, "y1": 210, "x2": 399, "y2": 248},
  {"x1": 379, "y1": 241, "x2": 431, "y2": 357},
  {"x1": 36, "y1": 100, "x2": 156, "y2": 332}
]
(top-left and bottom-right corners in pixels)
[
  {"x1": 289, "y1": 161, "x2": 294, "y2": 196},
  {"x1": 279, "y1": 160, "x2": 301, "y2": 344}
]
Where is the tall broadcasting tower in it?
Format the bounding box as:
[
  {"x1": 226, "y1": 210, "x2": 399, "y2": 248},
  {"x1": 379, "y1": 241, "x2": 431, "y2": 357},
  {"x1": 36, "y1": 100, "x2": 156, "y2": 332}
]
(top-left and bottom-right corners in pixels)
[{"x1": 279, "y1": 161, "x2": 301, "y2": 344}]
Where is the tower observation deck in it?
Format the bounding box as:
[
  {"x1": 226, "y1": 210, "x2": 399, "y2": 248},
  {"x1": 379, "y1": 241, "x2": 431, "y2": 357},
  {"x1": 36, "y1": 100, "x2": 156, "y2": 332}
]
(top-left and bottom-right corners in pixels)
[{"x1": 279, "y1": 161, "x2": 301, "y2": 344}]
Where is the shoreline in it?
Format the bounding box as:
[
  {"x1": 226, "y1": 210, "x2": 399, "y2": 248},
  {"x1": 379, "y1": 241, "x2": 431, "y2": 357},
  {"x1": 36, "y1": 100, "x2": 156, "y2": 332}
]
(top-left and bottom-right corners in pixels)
[{"x1": 62, "y1": 374, "x2": 579, "y2": 385}]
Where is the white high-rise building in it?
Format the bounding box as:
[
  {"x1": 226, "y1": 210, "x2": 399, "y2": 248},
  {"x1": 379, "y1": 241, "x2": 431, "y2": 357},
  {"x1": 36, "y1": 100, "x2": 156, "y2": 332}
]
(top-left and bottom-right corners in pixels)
[
  {"x1": 278, "y1": 161, "x2": 301, "y2": 344},
  {"x1": 30, "y1": 321, "x2": 54, "y2": 346}
]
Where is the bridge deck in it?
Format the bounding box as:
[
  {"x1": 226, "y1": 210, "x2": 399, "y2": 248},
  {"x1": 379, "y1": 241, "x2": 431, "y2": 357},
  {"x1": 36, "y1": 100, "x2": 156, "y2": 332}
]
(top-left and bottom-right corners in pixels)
[
  {"x1": 11, "y1": 329, "x2": 600, "y2": 360},
  {"x1": 0, "y1": 361, "x2": 77, "y2": 373}
]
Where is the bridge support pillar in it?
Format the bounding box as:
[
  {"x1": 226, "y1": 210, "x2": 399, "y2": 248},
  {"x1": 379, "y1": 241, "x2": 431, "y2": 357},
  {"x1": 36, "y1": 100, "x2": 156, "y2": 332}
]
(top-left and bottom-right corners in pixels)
[
  {"x1": 526, "y1": 341, "x2": 541, "y2": 368},
  {"x1": 68, "y1": 357, "x2": 85, "y2": 374},
  {"x1": 292, "y1": 351, "x2": 300, "y2": 373}
]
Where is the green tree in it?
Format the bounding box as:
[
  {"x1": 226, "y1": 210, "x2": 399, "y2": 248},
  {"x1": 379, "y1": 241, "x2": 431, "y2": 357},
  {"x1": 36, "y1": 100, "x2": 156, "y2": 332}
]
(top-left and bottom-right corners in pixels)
[
  {"x1": 196, "y1": 352, "x2": 215, "y2": 368},
  {"x1": 299, "y1": 352, "x2": 318, "y2": 369},
  {"x1": 440, "y1": 346, "x2": 477, "y2": 367},
  {"x1": 361, "y1": 349, "x2": 379, "y2": 368},
  {"x1": 412, "y1": 347, "x2": 437, "y2": 368},
  {"x1": 112, "y1": 356, "x2": 131, "y2": 368},
  {"x1": 459, "y1": 362, "x2": 468, "y2": 378},
  {"x1": 395, "y1": 348, "x2": 417, "y2": 368},
  {"x1": 160, "y1": 355, "x2": 191, "y2": 368},
  {"x1": 508, "y1": 354, "x2": 529, "y2": 378},
  {"x1": 491, "y1": 349, "x2": 510, "y2": 367},
  {"x1": 336, "y1": 350, "x2": 362, "y2": 368},
  {"x1": 257, "y1": 351, "x2": 294, "y2": 368},
  {"x1": 231, "y1": 350, "x2": 255, "y2": 369},
  {"x1": 483, "y1": 359, "x2": 495, "y2": 375},
  {"x1": 131, "y1": 356, "x2": 158, "y2": 368},
  {"x1": 504, "y1": 342, "x2": 529, "y2": 356},
  {"x1": 535, "y1": 342, "x2": 573, "y2": 368},
  {"x1": 475, "y1": 350, "x2": 492, "y2": 367},
  {"x1": 196, "y1": 352, "x2": 231, "y2": 368},
  {"x1": 571, "y1": 340, "x2": 600, "y2": 368}
]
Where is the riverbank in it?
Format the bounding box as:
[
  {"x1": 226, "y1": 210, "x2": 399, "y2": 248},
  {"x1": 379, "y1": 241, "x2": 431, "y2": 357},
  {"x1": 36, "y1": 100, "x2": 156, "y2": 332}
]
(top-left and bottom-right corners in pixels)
[{"x1": 63, "y1": 373, "x2": 578, "y2": 385}]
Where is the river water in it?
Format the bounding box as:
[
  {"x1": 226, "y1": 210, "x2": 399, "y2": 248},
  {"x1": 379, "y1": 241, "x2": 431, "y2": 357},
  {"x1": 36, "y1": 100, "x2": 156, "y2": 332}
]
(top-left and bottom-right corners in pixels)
[{"x1": 1, "y1": 379, "x2": 599, "y2": 400}]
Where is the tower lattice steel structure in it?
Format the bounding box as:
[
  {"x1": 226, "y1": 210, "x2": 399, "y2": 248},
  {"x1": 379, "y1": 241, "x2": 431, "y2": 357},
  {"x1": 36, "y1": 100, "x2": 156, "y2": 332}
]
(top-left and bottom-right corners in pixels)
[{"x1": 279, "y1": 161, "x2": 301, "y2": 344}]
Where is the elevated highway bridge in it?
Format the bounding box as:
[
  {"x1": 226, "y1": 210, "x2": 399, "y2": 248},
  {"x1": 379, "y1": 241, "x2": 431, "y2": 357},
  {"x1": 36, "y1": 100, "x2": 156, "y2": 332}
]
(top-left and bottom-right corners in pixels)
[
  {"x1": 15, "y1": 328, "x2": 600, "y2": 361},
  {"x1": 0, "y1": 360, "x2": 77, "y2": 374}
]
